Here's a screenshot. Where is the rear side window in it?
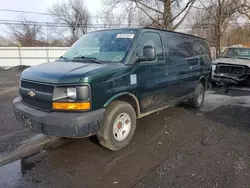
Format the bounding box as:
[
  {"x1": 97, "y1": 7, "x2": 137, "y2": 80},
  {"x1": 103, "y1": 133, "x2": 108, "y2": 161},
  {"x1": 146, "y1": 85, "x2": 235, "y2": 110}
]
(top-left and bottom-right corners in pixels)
[
  {"x1": 164, "y1": 32, "x2": 210, "y2": 65},
  {"x1": 164, "y1": 33, "x2": 193, "y2": 64},
  {"x1": 136, "y1": 32, "x2": 164, "y2": 63},
  {"x1": 191, "y1": 39, "x2": 210, "y2": 64}
]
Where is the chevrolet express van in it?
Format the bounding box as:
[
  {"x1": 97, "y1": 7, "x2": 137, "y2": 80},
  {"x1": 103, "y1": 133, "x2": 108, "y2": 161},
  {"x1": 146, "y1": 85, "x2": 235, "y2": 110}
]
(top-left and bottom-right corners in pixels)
[{"x1": 13, "y1": 28, "x2": 212, "y2": 151}]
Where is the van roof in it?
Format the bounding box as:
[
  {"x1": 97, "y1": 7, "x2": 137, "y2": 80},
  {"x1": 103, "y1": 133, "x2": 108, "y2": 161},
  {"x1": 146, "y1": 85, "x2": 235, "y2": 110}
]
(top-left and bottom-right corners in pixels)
[
  {"x1": 142, "y1": 27, "x2": 206, "y2": 40},
  {"x1": 92, "y1": 27, "x2": 206, "y2": 41}
]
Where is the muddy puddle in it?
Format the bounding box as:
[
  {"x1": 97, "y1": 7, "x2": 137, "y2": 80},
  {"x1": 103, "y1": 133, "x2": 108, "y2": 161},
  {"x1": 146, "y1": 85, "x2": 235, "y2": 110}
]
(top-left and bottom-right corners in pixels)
[
  {"x1": 0, "y1": 155, "x2": 43, "y2": 187},
  {"x1": 0, "y1": 160, "x2": 21, "y2": 186}
]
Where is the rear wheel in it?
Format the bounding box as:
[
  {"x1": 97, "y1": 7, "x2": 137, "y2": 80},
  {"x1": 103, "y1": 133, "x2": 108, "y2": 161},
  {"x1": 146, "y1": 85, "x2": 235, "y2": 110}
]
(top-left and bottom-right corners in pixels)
[
  {"x1": 97, "y1": 101, "x2": 136, "y2": 151},
  {"x1": 188, "y1": 83, "x2": 205, "y2": 108}
]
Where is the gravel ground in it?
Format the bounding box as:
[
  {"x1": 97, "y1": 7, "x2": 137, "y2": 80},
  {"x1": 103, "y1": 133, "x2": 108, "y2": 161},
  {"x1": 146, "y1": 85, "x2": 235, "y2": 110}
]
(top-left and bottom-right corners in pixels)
[{"x1": 0, "y1": 70, "x2": 249, "y2": 188}]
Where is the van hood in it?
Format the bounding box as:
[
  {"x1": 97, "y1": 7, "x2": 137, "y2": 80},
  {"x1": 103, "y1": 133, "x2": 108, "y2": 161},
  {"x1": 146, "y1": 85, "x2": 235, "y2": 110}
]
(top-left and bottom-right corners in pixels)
[
  {"x1": 214, "y1": 57, "x2": 250, "y2": 67},
  {"x1": 21, "y1": 61, "x2": 110, "y2": 84}
]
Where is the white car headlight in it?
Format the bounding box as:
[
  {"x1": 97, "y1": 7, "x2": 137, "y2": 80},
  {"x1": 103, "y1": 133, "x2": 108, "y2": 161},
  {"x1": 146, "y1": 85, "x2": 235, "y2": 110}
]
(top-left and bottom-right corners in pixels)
[
  {"x1": 212, "y1": 64, "x2": 216, "y2": 71},
  {"x1": 67, "y1": 87, "x2": 77, "y2": 99}
]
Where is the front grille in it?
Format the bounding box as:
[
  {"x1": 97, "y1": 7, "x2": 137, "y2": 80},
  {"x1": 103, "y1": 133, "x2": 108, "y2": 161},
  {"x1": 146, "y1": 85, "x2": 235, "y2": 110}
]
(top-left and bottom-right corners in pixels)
[
  {"x1": 21, "y1": 81, "x2": 53, "y2": 93},
  {"x1": 215, "y1": 64, "x2": 245, "y2": 76},
  {"x1": 217, "y1": 66, "x2": 230, "y2": 74},
  {"x1": 20, "y1": 81, "x2": 54, "y2": 111},
  {"x1": 231, "y1": 66, "x2": 243, "y2": 75},
  {"x1": 22, "y1": 95, "x2": 52, "y2": 111}
]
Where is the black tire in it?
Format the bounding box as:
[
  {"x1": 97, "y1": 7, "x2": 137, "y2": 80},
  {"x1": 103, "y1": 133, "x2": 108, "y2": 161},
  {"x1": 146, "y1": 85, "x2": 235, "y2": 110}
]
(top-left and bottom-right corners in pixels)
[
  {"x1": 188, "y1": 83, "x2": 205, "y2": 108},
  {"x1": 97, "y1": 101, "x2": 136, "y2": 151},
  {"x1": 244, "y1": 76, "x2": 250, "y2": 87}
]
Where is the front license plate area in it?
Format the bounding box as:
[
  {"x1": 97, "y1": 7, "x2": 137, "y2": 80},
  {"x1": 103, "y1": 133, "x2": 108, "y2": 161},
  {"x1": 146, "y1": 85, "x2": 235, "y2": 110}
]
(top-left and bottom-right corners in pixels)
[{"x1": 22, "y1": 116, "x2": 33, "y2": 129}]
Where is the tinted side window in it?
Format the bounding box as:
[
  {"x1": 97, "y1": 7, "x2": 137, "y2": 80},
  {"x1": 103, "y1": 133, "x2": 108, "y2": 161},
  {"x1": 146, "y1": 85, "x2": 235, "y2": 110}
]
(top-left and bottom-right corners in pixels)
[
  {"x1": 136, "y1": 32, "x2": 164, "y2": 63},
  {"x1": 164, "y1": 33, "x2": 194, "y2": 64},
  {"x1": 165, "y1": 33, "x2": 210, "y2": 65},
  {"x1": 191, "y1": 39, "x2": 209, "y2": 56},
  {"x1": 191, "y1": 39, "x2": 210, "y2": 64}
]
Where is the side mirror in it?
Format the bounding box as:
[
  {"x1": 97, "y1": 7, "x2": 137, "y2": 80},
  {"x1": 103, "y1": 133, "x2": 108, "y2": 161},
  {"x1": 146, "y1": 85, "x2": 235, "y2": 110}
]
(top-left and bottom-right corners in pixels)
[{"x1": 138, "y1": 45, "x2": 156, "y2": 62}]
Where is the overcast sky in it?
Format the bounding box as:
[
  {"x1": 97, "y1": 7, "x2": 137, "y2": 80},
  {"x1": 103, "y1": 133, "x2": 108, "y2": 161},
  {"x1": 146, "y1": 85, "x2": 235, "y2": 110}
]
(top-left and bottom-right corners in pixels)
[{"x1": 0, "y1": 0, "x2": 103, "y2": 36}]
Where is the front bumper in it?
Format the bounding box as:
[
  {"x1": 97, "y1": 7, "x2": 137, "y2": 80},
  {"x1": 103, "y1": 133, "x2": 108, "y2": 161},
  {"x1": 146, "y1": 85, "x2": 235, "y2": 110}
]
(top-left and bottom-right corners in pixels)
[
  {"x1": 13, "y1": 97, "x2": 105, "y2": 137},
  {"x1": 211, "y1": 73, "x2": 247, "y2": 85}
]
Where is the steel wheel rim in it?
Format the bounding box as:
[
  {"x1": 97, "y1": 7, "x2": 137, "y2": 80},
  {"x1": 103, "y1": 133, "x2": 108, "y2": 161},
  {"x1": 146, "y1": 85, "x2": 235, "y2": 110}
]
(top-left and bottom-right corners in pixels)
[
  {"x1": 113, "y1": 112, "x2": 131, "y2": 141},
  {"x1": 197, "y1": 88, "x2": 204, "y2": 104}
]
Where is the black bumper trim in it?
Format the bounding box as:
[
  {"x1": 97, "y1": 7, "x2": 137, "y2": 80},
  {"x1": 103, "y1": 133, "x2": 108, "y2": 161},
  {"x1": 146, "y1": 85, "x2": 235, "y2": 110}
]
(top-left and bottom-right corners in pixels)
[{"x1": 13, "y1": 97, "x2": 105, "y2": 137}]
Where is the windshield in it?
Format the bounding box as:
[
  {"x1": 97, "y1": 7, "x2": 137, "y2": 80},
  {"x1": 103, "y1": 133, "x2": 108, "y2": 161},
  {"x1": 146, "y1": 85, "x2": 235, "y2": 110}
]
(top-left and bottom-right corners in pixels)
[
  {"x1": 62, "y1": 29, "x2": 138, "y2": 63},
  {"x1": 222, "y1": 48, "x2": 250, "y2": 60}
]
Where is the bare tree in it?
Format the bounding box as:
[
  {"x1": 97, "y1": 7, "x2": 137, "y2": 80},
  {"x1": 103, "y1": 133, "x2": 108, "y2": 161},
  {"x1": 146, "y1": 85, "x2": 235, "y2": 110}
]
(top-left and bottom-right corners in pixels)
[
  {"x1": 97, "y1": 11, "x2": 124, "y2": 29},
  {"x1": 188, "y1": 9, "x2": 213, "y2": 43},
  {"x1": 0, "y1": 35, "x2": 15, "y2": 46},
  {"x1": 49, "y1": 0, "x2": 90, "y2": 45},
  {"x1": 7, "y1": 18, "x2": 42, "y2": 47},
  {"x1": 239, "y1": 0, "x2": 250, "y2": 20},
  {"x1": 98, "y1": 5, "x2": 152, "y2": 29},
  {"x1": 226, "y1": 25, "x2": 250, "y2": 46},
  {"x1": 189, "y1": 0, "x2": 250, "y2": 57},
  {"x1": 103, "y1": 0, "x2": 196, "y2": 30}
]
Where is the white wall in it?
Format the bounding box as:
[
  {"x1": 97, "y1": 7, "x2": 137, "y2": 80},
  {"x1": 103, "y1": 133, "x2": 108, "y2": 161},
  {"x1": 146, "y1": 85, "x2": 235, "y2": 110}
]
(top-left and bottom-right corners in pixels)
[
  {"x1": 0, "y1": 46, "x2": 226, "y2": 67},
  {"x1": 0, "y1": 47, "x2": 68, "y2": 67}
]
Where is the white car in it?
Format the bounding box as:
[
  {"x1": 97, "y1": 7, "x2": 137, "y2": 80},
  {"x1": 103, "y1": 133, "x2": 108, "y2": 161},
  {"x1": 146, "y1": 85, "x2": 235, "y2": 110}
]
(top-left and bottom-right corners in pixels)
[{"x1": 211, "y1": 47, "x2": 250, "y2": 86}]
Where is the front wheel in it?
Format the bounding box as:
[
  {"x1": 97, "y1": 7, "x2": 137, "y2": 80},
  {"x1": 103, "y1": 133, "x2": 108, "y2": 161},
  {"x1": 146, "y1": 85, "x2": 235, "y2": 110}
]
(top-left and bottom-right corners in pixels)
[
  {"x1": 188, "y1": 83, "x2": 205, "y2": 108},
  {"x1": 97, "y1": 101, "x2": 136, "y2": 151}
]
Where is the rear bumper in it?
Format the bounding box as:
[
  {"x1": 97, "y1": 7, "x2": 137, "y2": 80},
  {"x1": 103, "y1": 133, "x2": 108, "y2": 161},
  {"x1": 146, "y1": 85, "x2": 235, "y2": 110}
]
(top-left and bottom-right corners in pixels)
[{"x1": 13, "y1": 97, "x2": 105, "y2": 137}]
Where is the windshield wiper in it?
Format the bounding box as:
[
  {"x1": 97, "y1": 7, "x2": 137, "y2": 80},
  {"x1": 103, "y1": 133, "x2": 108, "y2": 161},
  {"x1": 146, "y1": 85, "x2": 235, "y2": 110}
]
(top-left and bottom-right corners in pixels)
[
  {"x1": 59, "y1": 56, "x2": 69, "y2": 62},
  {"x1": 72, "y1": 56, "x2": 102, "y2": 64},
  {"x1": 236, "y1": 57, "x2": 250, "y2": 60}
]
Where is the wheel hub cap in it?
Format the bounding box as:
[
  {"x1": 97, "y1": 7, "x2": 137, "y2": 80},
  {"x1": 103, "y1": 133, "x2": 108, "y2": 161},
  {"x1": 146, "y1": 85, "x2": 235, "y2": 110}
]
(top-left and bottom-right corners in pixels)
[
  {"x1": 197, "y1": 89, "x2": 204, "y2": 104},
  {"x1": 117, "y1": 122, "x2": 122, "y2": 129},
  {"x1": 113, "y1": 113, "x2": 131, "y2": 141}
]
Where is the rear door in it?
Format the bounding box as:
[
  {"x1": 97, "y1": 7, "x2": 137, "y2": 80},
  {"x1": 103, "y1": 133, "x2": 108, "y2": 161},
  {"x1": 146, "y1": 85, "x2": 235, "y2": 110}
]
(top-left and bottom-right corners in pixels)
[
  {"x1": 189, "y1": 39, "x2": 211, "y2": 90},
  {"x1": 164, "y1": 32, "x2": 193, "y2": 98}
]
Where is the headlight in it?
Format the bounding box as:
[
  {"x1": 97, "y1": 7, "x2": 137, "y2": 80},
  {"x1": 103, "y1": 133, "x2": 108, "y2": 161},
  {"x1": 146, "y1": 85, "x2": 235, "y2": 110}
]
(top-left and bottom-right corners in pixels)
[
  {"x1": 67, "y1": 87, "x2": 77, "y2": 99},
  {"x1": 212, "y1": 64, "x2": 216, "y2": 71},
  {"x1": 53, "y1": 86, "x2": 91, "y2": 111},
  {"x1": 53, "y1": 86, "x2": 90, "y2": 101}
]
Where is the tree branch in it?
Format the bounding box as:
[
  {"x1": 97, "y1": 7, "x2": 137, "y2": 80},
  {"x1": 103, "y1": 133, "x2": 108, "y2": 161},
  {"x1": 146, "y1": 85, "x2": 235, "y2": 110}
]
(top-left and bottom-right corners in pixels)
[
  {"x1": 135, "y1": 1, "x2": 164, "y2": 28},
  {"x1": 134, "y1": 0, "x2": 163, "y2": 15},
  {"x1": 171, "y1": 0, "x2": 196, "y2": 22},
  {"x1": 173, "y1": 0, "x2": 196, "y2": 29}
]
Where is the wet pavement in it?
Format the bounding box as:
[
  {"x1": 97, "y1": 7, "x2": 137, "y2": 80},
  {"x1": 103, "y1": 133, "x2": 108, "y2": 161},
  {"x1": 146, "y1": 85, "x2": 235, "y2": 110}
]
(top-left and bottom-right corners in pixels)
[
  {"x1": 0, "y1": 70, "x2": 249, "y2": 188},
  {"x1": 0, "y1": 70, "x2": 35, "y2": 157}
]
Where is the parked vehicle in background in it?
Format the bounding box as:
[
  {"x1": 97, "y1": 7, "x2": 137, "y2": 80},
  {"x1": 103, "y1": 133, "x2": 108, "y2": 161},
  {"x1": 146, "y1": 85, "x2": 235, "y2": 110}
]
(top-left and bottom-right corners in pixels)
[
  {"x1": 13, "y1": 27, "x2": 212, "y2": 151},
  {"x1": 211, "y1": 47, "x2": 250, "y2": 87}
]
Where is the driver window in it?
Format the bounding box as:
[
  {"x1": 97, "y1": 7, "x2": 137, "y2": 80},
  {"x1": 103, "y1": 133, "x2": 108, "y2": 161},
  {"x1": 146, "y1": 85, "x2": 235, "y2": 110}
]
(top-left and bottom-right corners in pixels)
[{"x1": 136, "y1": 32, "x2": 164, "y2": 63}]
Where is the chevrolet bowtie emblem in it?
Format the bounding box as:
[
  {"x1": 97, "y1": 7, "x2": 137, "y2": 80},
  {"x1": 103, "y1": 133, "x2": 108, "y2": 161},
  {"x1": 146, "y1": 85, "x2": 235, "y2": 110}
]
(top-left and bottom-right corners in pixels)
[{"x1": 28, "y1": 90, "x2": 36, "y2": 97}]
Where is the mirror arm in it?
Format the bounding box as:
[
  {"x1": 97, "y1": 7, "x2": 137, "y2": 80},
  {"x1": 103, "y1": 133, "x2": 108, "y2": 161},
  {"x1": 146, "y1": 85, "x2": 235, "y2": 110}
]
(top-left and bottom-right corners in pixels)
[{"x1": 137, "y1": 56, "x2": 147, "y2": 62}]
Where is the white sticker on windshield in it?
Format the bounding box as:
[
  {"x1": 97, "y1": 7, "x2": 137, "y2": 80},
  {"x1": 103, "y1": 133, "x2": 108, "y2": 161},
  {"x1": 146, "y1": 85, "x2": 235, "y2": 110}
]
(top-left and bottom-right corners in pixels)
[{"x1": 116, "y1": 34, "x2": 135, "y2": 39}]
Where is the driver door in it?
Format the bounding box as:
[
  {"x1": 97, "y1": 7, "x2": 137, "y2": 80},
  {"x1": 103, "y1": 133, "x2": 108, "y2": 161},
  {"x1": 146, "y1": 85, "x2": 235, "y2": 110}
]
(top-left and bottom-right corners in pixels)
[{"x1": 134, "y1": 31, "x2": 165, "y2": 113}]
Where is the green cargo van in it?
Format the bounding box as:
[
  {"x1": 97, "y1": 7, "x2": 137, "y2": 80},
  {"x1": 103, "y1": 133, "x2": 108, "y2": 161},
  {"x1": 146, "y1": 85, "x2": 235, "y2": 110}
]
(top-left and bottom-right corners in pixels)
[{"x1": 13, "y1": 28, "x2": 211, "y2": 151}]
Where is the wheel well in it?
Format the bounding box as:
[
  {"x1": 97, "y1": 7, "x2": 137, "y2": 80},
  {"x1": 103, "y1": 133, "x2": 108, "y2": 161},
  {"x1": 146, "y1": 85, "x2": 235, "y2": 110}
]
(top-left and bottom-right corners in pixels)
[
  {"x1": 114, "y1": 95, "x2": 140, "y2": 117},
  {"x1": 199, "y1": 77, "x2": 206, "y2": 88}
]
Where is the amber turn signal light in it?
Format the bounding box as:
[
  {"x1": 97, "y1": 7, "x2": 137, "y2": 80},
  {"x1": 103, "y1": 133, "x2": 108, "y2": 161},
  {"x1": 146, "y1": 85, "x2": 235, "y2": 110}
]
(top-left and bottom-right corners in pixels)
[{"x1": 53, "y1": 102, "x2": 90, "y2": 110}]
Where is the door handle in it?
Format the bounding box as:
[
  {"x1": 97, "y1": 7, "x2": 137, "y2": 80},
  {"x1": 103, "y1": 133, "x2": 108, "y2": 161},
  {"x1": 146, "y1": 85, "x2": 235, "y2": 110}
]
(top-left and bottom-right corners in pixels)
[{"x1": 165, "y1": 66, "x2": 168, "y2": 75}]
